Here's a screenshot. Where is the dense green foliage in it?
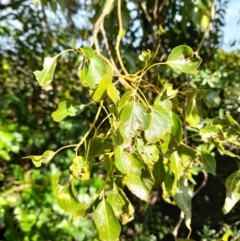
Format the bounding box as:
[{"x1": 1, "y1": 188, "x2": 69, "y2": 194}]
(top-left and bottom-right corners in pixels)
[{"x1": 1, "y1": 0, "x2": 240, "y2": 241}]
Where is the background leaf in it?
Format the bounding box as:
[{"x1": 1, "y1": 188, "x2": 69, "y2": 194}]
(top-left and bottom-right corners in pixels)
[{"x1": 199, "y1": 151, "x2": 216, "y2": 175}]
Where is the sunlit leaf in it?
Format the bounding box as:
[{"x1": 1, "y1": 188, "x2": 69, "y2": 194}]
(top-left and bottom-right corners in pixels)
[
  {"x1": 123, "y1": 173, "x2": 153, "y2": 202},
  {"x1": 144, "y1": 105, "x2": 173, "y2": 143},
  {"x1": 199, "y1": 125, "x2": 220, "y2": 141},
  {"x1": 107, "y1": 186, "x2": 134, "y2": 225},
  {"x1": 223, "y1": 170, "x2": 240, "y2": 214},
  {"x1": 118, "y1": 90, "x2": 134, "y2": 113},
  {"x1": 185, "y1": 91, "x2": 201, "y2": 126},
  {"x1": 107, "y1": 83, "x2": 120, "y2": 104},
  {"x1": 79, "y1": 55, "x2": 111, "y2": 89},
  {"x1": 114, "y1": 132, "x2": 131, "y2": 174},
  {"x1": 119, "y1": 101, "x2": 150, "y2": 141},
  {"x1": 94, "y1": 198, "x2": 121, "y2": 241},
  {"x1": 23, "y1": 150, "x2": 55, "y2": 167},
  {"x1": 166, "y1": 45, "x2": 202, "y2": 75},
  {"x1": 54, "y1": 174, "x2": 86, "y2": 218},
  {"x1": 171, "y1": 113, "x2": 182, "y2": 145},
  {"x1": 70, "y1": 156, "x2": 91, "y2": 181},
  {"x1": 51, "y1": 101, "x2": 86, "y2": 122},
  {"x1": 136, "y1": 138, "x2": 159, "y2": 166},
  {"x1": 198, "y1": 151, "x2": 216, "y2": 175},
  {"x1": 80, "y1": 46, "x2": 95, "y2": 58},
  {"x1": 171, "y1": 151, "x2": 192, "y2": 231},
  {"x1": 91, "y1": 67, "x2": 112, "y2": 102},
  {"x1": 88, "y1": 137, "x2": 113, "y2": 157},
  {"x1": 34, "y1": 57, "x2": 57, "y2": 88}
]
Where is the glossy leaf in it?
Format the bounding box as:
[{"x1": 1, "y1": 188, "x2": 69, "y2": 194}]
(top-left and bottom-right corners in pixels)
[
  {"x1": 107, "y1": 186, "x2": 134, "y2": 225},
  {"x1": 171, "y1": 113, "x2": 183, "y2": 145},
  {"x1": 80, "y1": 46, "x2": 95, "y2": 58},
  {"x1": 70, "y1": 156, "x2": 90, "y2": 181},
  {"x1": 34, "y1": 57, "x2": 57, "y2": 88},
  {"x1": 171, "y1": 151, "x2": 192, "y2": 231},
  {"x1": 123, "y1": 173, "x2": 153, "y2": 202},
  {"x1": 114, "y1": 132, "x2": 131, "y2": 174},
  {"x1": 23, "y1": 150, "x2": 55, "y2": 167},
  {"x1": 223, "y1": 170, "x2": 240, "y2": 214},
  {"x1": 199, "y1": 151, "x2": 216, "y2": 175},
  {"x1": 118, "y1": 90, "x2": 134, "y2": 113},
  {"x1": 54, "y1": 174, "x2": 86, "y2": 218},
  {"x1": 88, "y1": 137, "x2": 113, "y2": 157},
  {"x1": 107, "y1": 83, "x2": 120, "y2": 104},
  {"x1": 94, "y1": 198, "x2": 121, "y2": 241},
  {"x1": 136, "y1": 138, "x2": 159, "y2": 166},
  {"x1": 144, "y1": 105, "x2": 172, "y2": 143},
  {"x1": 51, "y1": 101, "x2": 86, "y2": 122},
  {"x1": 199, "y1": 125, "x2": 220, "y2": 141},
  {"x1": 79, "y1": 55, "x2": 111, "y2": 89},
  {"x1": 119, "y1": 101, "x2": 150, "y2": 141},
  {"x1": 166, "y1": 45, "x2": 202, "y2": 75},
  {"x1": 185, "y1": 91, "x2": 201, "y2": 126},
  {"x1": 91, "y1": 67, "x2": 112, "y2": 102}
]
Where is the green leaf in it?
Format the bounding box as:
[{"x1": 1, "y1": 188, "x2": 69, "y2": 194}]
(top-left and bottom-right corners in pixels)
[
  {"x1": 94, "y1": 198, "x2": 121, "y2": 241},
  {"x1": 107, "y1": 83, "x2": 120, "y2": 104},
  {"x1": 198, "y1": 151, "x2": 216, "y2": 175},
  {"x1": 34, "y1": 57, "x2": 57, "y2": 89},
  {"x1": 119, "y1": 101, "x2": 150, "y2": 141},
  {"x1": 91, "y1": 67, "x2": 112, "y2": 102},
  {"x1": 51, "y1": 101, "x2": 86, "y2": 122},
  {"x1": 199, "y1": 125, "x2": 220, "y2": 141},
  {"x1": 70, "y1": 156, "x2": 91, "y2": 181},
  {"x1": 114, "y1": 132, "x2": 131, "y2": 174},
  {"x1": 54, "y1": 174, "x2": 86, "y2": 218},
  {"x1": 79, "y1": 55, "x2": 111, "y2": 89},
  {"x1": 185, "y1": 91, "x2": 201, "y2": 127},
  {"x1": 153, "y1": 157, "x2": 165, "y2": 184},
  {"x1": 123, "y1": 172, "x2": 153, "y2": 202},
  {"x1": 202, "y1": 89, "x2": 221, "y2": 108},
  {"x1": 118, "y1": 90, "x2": 134, "y2": 113},
  {"x1": 136, "y1": 138, "x2": 160, "y2": 166},
  {"x1": 23, "y1": 150, "x2": 55, "y2": 167},
  {"x1": 223, "y1": 170, "x2": 240, "y2": 214},
  {"x1": 80, "y1": 46, "x2": 95, "y2": 58},
  {"x1": 171, "y1": 151, "x2": 192, "y2": 231},
  {"x1": 88, "y1": 137, "x2": 113, "y2": 157},
  {"x1": 144, "y1": 105, "x2": 173, "y2": 143},
  {"x1": 107, "y1": 186, "x2": 134, "y2": 225},
  {"x1": 166, "y1": 45, "x2": 202, "y2": 75},
  {"x1": 171, "y1": 113, "x2": 183, "y2": 145}
]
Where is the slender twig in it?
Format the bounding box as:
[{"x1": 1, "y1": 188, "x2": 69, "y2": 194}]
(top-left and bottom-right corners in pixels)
[
  {"x1": 41, "y1": 5, "x2": 50, "y2": 53},
  {"x1": 75, "y1": 103, "x2": 102, "y2": 156},
  {"x1": 193, "y1": 171, "x2": 208, "y2": 197},
  {"x1": 100, "y1": 22, "x2": 115, "y2": 66},
  {"x1": 140, "y1": 1, "x2": 152, "y2": 22},
  {"x1": 172, "y1": 211, "x2": 185, "y2": 240},
  {"x1": 195, "y1": 0, "x2": 216, "y2": 53},
  {"x1": 92, "y1": 0, "x2": 115, "y2": 53},
  {"x1": 115, "y1": 0, "x2": 128, "y2": 75}
]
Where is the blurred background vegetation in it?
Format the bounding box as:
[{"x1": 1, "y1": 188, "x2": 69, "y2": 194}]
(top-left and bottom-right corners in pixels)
[{"x1": 0, "y1": 0, "x2": 240, "y2": 240}]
